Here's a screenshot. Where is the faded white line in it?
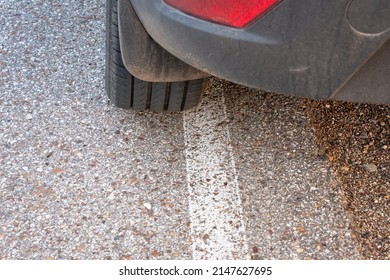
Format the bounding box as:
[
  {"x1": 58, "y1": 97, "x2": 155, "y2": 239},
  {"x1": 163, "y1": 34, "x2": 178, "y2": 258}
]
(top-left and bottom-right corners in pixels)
[{"x1": 183, "y1": 82, "x2": 249, "y2": 260}]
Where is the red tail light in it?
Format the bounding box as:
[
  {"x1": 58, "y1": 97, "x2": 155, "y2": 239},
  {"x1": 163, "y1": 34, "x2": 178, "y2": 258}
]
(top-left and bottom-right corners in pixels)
[{"x1": 164, "y1": 0, "x2": 280, "y2": 28}]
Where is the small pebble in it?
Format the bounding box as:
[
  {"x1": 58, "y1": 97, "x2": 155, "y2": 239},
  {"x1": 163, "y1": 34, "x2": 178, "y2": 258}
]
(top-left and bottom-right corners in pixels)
[
  {"x1": 144, "y1": 202, "x2": 152, "y2": 210},
  {"x1": 363, "y1": 164, "x2": 377, "y2": 173}
]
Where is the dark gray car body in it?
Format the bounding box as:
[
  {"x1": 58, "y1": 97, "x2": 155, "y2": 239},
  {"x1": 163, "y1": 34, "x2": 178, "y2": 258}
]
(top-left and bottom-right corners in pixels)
[{"x1": 119, "y1": 0, "x2": 390, "y2": 104}]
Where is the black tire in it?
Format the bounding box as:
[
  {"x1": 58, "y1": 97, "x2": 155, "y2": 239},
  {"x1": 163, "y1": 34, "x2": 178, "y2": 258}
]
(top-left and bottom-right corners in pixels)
[{"x1": 105, "y1": 0, "x2": 204, "y2": 111}]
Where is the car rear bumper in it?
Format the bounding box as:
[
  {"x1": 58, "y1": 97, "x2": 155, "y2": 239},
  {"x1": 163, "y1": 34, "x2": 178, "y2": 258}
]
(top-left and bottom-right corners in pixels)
[{"x1": 129, "y1": 0, "x2": 390, "y2": 103}]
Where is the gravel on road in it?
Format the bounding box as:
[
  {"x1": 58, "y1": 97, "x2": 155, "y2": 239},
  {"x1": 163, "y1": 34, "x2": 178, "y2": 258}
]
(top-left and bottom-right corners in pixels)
[{"x1": 304, "y1": 100, "x2": 389, "y2": 260}]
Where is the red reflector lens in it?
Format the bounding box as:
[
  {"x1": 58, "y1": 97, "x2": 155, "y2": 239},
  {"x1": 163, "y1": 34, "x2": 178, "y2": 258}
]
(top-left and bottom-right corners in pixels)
[{"x1": 164, "y1": 0, "x2": 280, "y2": 28}]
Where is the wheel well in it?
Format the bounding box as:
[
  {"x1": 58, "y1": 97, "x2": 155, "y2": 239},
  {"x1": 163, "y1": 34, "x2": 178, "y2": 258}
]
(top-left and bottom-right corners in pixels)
[{"x1": 117, "y1": 0, "x2": 208, "y2": 82}]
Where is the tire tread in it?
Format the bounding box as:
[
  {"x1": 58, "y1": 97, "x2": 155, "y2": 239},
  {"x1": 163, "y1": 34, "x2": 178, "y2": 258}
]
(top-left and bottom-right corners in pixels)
[{"x1": 105, "y1": 0, "x2": 204, "y2": 111}]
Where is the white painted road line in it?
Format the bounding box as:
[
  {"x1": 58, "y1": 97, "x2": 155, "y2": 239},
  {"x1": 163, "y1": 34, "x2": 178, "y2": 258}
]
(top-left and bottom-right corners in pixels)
[{"x1": 183, "y1": 85, "x2": 249, "y2": 260}]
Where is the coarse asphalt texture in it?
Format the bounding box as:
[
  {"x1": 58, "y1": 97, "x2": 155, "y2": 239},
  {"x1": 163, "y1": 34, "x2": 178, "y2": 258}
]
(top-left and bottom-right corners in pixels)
[{"x1": 0, "y1": 0, "x2": 388, "y2": 260}]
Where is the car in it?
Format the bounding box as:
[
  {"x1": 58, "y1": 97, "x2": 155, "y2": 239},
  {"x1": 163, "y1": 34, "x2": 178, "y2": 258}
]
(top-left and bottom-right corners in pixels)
[{"x1": 105, "y1": 0, "x2": 390, "y2": 111}]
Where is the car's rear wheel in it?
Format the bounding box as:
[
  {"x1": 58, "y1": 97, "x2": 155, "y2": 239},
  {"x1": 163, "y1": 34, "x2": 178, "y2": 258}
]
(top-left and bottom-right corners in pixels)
[{"x1": 105, "y1": 0, "x2": 204, "y2": 111}]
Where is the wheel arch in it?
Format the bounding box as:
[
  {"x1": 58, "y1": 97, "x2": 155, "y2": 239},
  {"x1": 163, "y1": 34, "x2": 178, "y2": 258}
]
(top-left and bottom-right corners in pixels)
[{"x1": 117, "y1": 0, "x2": 208, "y2": 82}]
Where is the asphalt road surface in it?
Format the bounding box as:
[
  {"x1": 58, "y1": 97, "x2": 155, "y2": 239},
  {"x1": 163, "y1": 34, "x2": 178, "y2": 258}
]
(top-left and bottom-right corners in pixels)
[{"x1": 0, "y1": 0, "x2": 383, "y2": 259}]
